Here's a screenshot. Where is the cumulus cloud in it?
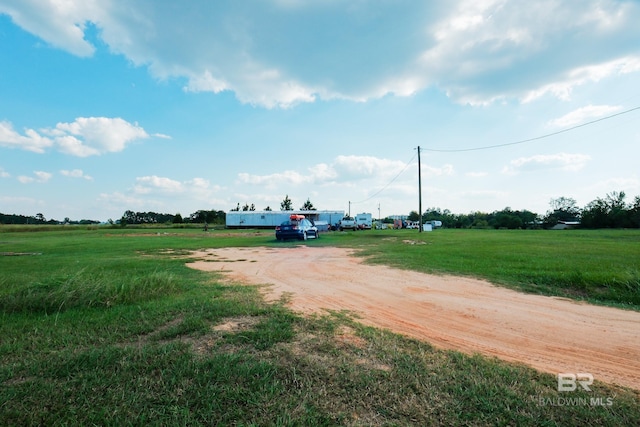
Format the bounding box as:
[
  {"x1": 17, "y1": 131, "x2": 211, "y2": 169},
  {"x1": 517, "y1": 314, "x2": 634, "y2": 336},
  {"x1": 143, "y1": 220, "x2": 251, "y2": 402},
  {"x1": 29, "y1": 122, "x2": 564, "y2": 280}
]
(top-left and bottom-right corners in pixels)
[
  {"x1": 0, "y1": 121, "x2": 53, "y2": 153},
  {"x1": 423, "y1": 1, "x2": 640, "y2": 105},
  {"x1": 548, "y1": 104, "x2": 623, "y2": 128},
  {"x1": 502, "y1": 153, "x2": 591, "y2": 175},
  {"x1": 0, "y1": 117, "x2": 153, "y2": 156},
  {"x1": 3, "y1": 0, "x2": 639, "y2": 107},
  {"x1": 1, "y1": 167, "x2": 11, "y2": 178},
  {"x1": 523, "y1": 57, "x2": 640, "y2": 103},
  {"x1": 236, "y1": 154, "x2": 456, "y2": 202},
  {"x1": 60, "y1": 169, "x2": 93, "y2": 180},
  {"x1": 133, "y1": 175, "x2": 219, "y2": 197},
  {"x1": 48, "y1": 117, "x2": 150, "y2": 156},
  {"x1": 18, "y1": 170, "x2": 52, "y2": 184},
  {"x1": 97, "y1": 191, "x2": 164, "y2": 213},
  {"x1": 0, "y1": 0, "x2": 104, "y2": 57},
  {"x1": 134, "y1": 176, "x2": 183, "y2": 194},
  {"x1": 332, "y1": 155, "x2": 409, "y2": 179},
  {"x1": 237, "y1": 170, "x2": 311, "y2": 190},
  {"x1": 238, "y1": 155, "x2": 413, "y2": 189}
]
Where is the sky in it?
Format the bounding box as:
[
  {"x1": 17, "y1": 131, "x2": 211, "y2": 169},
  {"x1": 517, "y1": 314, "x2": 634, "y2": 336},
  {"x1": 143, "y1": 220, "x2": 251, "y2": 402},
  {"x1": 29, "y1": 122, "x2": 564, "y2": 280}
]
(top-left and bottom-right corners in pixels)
[{"x1": 1, "y1": 0, "x2": 639, "y2": 222}]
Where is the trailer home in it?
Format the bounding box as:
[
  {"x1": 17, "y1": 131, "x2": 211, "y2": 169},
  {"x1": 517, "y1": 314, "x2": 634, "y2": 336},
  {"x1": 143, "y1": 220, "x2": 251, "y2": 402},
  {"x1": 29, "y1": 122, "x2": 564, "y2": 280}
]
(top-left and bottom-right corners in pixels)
[{"x1": 226, "y1": 210, "x2": 345, "y2": 229}]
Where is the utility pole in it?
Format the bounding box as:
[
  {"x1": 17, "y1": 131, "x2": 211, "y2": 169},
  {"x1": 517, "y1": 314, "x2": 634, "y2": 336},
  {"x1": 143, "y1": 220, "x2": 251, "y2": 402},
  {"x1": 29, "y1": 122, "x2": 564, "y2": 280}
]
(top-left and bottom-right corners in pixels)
[{"x1": 417, "y1": 146, "x2": 423, "y2": 233}]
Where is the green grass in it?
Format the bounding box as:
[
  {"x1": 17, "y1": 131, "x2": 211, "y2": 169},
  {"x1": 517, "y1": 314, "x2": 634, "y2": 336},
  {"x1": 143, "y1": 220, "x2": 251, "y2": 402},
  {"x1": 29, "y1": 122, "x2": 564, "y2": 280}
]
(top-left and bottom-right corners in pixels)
[
  {"x1": 1, "y1": 226, "x2": 639, "y2": 425},
  {"x1": 322, "y1": 228, "x2": 640, "y2": 309}
]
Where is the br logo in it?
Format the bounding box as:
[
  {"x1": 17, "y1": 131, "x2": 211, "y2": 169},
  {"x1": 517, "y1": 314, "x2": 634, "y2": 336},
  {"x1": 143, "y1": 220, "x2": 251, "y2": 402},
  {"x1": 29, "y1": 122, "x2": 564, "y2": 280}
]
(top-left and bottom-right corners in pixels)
[{"x1": 557, "y1": 373, "x2": 593, "y2": 392}]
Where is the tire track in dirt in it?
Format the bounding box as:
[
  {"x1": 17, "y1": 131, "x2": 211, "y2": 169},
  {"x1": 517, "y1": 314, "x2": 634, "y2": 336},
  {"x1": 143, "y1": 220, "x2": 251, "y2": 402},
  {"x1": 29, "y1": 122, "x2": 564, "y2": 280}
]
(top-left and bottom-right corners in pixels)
[{"x1": 188, "y1": 246, "x2": 640, "y2": 390}]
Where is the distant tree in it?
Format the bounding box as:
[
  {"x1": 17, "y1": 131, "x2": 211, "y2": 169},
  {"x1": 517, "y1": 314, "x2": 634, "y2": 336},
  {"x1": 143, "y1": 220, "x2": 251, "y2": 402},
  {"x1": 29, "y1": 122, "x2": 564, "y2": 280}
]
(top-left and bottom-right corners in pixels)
[
  {"x1": 173, "y1": 213, "x2": 183, "y2": 224},
  {"x1": 606, "y1": 191, "x2": 630, "y2": 227},
  {"x1": 35, "y1": 213, "x2": 46, "y2": 223},
  {"x1": 300, "y1": 198, "x2": 316, "y2": 211},
  {"x1": 631, "y1": 196, "x2": 640, "y2": 228},
  {"x1": 491, "y1": 208, "x2": 523, "y2": 229},
  {"x1": 280, "y1": 195, "x2": 293, "y2": 211},
  {"x1": 407, "y1": 211, "x2": 420, "y2": 221},
  {"x1": 581, "y1": 198, "x2": 608, "y2": 228},
  {"x1": 543, "y1": 197, "x2": 580, "y2": 228},
  {"x1": 188, "y1": 209, "x2": 226, "y2": 224},
  {"x1": 582, "y1": 191, "x2": 635, "y2": 228}
]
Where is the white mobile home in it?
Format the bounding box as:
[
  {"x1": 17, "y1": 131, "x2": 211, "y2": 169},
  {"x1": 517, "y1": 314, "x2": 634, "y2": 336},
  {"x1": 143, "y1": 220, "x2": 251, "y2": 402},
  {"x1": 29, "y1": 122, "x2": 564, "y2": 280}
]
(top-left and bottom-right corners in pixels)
[{"x1": 226, "y1": 210, "x2": 345, "y2": 229}]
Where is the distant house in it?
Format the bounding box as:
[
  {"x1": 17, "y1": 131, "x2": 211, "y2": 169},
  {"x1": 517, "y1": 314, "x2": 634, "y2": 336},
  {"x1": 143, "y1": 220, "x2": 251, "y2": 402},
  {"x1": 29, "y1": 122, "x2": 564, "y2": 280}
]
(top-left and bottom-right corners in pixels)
[{"x1": 551, "y1": 221, "x2": 580, "y2": 230}]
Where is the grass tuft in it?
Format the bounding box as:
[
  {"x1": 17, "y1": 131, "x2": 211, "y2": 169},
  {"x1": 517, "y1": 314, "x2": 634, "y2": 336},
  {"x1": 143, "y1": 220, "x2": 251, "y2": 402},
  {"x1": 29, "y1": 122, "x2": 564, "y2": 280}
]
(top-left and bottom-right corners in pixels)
[{"x1": 0, "y1": 268, "x2": 183, "y2": 314}]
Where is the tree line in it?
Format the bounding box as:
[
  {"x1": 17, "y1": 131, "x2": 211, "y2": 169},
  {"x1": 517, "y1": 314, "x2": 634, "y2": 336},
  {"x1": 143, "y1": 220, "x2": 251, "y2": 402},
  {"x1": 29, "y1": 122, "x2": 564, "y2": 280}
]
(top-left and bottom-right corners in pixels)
[
  {"x1": 413, "y1": 192, "x2": 640, "y2": 229},
  {"x1": 0, "y1": 213, "x2": 99, "y2": 225},
  {"x1": 2, "y1": 191, "x2": 639, "y2": 229},
  {"x1": 229, "y1": 195, "x2": 316, "y2": 212},
  {"x1": 117, "y1": 209, "x2": 226, "y2": 225}
]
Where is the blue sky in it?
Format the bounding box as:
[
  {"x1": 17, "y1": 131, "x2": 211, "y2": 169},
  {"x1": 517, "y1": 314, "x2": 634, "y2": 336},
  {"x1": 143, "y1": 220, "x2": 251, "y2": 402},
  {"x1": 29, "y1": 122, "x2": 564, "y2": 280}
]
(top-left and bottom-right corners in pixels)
[{"x1": 1, "y1": 0, "x2": 639, "y2": 222}]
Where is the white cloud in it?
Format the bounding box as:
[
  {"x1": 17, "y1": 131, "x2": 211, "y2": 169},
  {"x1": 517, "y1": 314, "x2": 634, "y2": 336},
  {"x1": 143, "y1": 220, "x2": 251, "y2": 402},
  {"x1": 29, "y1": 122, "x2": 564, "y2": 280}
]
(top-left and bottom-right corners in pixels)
[
  {"x1": 548, "y1": 104, "x2": 623, "y2": 128},
  {"x1": 0, "y1": 167, "x2": 10, "y2": 178},
  {"x1": 97, "y1": 191, "x2": 163, "y2": 212},
  {"x1": 587, "y1": 176, "x2": 640, "y2": 195},
  {"x1": 18, "y1": 170, "x2": 52, "y2": 184},
  {"x1": 238, "y1": 155, "x2": 414, "y2": 190},
  {"x1": 333, "y1": 155, "x2": 411, "y2": 180},
  {"x1": 424, "y1": 164, "x2": 455, "y2": 177},
  {"x1": 134, "y1": 176, "x2": 183, "y2": 194},
  {"x1": 5, "y1": 1, "x2": 639, "y2": 107},
  {"x1": 237, "y1": 170, "x2": 311, "y2": 189},
  {"x1": 132, "y1": 175, "x2": 221, "y2": 199},
  {"x1": 0, "y1": 117, "x2": 151, "y2": 156},
  {"x1": 60, "y1": 169, "x2": 93, "y2": 180},
  {"x1": 152, "y1": 133, "x2": 172, "y2": 140},
  {"x1": 0, "y1": 0, "x2": 104, "y2": 57},
  {"x1": 503, "y1": 153, "x2": 591, "y2": 175},
  {"x1": 0, "y1": 121, "x2": 53, "y2": 153},
  {"x1": 523, "y1": 57, "x2": 640, "y2": 103},
  {"x1": 50, "y1": 117, "x2": 149, "y2": 156}
]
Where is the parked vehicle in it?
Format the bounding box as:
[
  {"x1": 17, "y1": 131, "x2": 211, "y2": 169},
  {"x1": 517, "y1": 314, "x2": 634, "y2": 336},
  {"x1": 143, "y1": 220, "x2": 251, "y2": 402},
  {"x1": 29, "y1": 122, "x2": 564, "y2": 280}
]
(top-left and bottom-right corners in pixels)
[
  {"x1": 275, "y1": 214, "x2": 319, "y2": 241},
  {"x1": 355, "y1": 213, "x2": 372, "y2": 229},
  {"x1": 338, "y1": 216, "x2": 357, "y2": 231}
]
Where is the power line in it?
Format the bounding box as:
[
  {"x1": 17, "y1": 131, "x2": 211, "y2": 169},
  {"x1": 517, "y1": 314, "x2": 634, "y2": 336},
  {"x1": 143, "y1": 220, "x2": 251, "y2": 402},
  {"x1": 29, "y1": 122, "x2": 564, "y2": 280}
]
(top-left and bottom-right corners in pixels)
[
  {"x1": 351, "y1": 151, "x2": 418, "y2": 204},
  {"x1": 348, "y1": 104, "x2": 639, "y2": 208},
  {"x1": 422, "y1": 105, "x2": 640, "y2": 153}
]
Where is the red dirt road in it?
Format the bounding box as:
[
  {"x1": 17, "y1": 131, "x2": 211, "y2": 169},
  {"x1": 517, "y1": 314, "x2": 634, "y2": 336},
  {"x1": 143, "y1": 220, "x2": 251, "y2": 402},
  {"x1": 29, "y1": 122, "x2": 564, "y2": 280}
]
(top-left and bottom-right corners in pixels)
[{"x1": 188, "y1": 246, "x2": 640, "y2": 390}]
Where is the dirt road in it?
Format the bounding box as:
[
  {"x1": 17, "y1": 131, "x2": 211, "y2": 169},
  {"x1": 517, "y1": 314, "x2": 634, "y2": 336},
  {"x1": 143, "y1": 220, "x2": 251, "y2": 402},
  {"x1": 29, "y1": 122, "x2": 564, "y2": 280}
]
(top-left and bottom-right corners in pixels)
[{"x1": 188, "y1": 246, "x2": 640, "y2": 390}]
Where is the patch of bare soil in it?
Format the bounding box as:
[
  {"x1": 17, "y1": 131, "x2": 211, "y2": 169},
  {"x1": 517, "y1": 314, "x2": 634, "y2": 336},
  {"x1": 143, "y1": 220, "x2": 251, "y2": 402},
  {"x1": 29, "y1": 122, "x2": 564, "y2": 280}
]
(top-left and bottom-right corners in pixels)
[{"x1": 188, "y1": 246, "x2": 640, "y2": 390}]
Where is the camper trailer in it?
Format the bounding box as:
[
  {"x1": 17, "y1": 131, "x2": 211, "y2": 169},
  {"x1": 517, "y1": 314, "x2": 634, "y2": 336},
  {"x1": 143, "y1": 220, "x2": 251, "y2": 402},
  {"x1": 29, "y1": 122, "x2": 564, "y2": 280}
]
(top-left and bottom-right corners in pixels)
[{"x1": 355, "y1": 213, "x2": 373, "y2": 229}]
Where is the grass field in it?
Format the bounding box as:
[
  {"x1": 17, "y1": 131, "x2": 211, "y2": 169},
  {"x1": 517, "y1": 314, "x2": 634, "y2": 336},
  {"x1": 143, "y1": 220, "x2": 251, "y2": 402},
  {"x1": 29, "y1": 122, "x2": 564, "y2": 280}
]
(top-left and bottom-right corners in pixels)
[{"x1": 1, "y1": 226, "x2": 639, "y2": 425}]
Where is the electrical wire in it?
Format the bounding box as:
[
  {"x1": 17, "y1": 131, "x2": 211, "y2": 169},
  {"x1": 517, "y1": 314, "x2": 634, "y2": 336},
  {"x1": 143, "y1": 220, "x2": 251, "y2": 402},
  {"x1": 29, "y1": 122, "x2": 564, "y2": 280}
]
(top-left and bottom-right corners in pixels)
[
  {"x1": 422, "y1": 105, "x2": 640, "y2": 153},
  {"x1": 348, "y1": 104, "x2": 639, "y2": 205},
  {"x1": 350, "y1": 151, "x2": 418, "y2": 204}
]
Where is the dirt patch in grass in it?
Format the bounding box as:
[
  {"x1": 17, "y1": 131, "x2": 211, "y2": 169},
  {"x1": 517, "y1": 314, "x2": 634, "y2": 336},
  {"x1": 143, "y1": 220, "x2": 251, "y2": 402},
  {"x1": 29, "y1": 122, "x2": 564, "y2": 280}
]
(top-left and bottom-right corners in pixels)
[
  {"x1": 188, "y1": 246, "x2": 640, "y2": 391},
  {"x1": 212, "y1": 316, "x2": 262, "y2": 332}
]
